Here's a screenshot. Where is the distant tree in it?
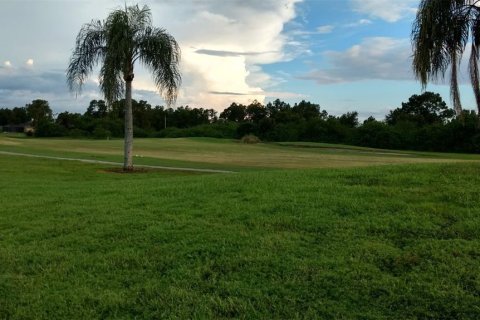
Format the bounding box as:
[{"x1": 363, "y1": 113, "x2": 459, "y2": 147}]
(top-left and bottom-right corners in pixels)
[
  {"x1": 11, "y1": 107, "x2": 29, "y2": 124},
  {"x1": 56, "y1": 112, "x2": 84, "y2": 130},
  {"x1": 246, "y1": 100, "x2": 267, "y2": 122},
  {"x1": 220, "y1": 102, "x2": 247, "y2": 122},
  {"x1": 363, "y1": 116, "x2": 376, "y2": 124},
  {"x1": 85, "y1": 100, "x2": 108, "y2": 118},
  {"x1": 266, "y1": 99, "x2": 290, "y2": 117},
  {"x1": 354, "y1": 120, "x2": 399, "y2": 149},
  {"x1": 386, "y1": 92, "x2": 454, "y2": 126},
  {"x1": 132, "y1": 100, "x2": 153, "y2": 130},
  {"x1": 292, "y1": 100, "x2": 321, "y2": 121},
  {"x1": 0, "y1": 108, "x2": 28, "y2": 126},
  {"x1": 339, "y1": 111, "x2": 359, "y2": 128},
  {"x1": 0, "y1": 108, "x2": 11, "y2": 126},
  {"x1": 26, "y1": 100, "x2": 53, "y2": 127},
  {"x1": 67, "y1": 4, "x2": 181, "y2": 171}
]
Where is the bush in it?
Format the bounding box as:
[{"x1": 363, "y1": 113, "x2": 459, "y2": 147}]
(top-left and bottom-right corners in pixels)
[
  {"x1": 68, "y1": 128, "x2": 88, "y2": 138},
  {"x1": 353, "y1": 121, "x2": 400, "y2": 149},
  {"x1": 266, "y1": 123, "x2": 302, "y2": 141},
  {"x1": 35, "y1": 121, "x2": 67, "y2": 137},
  {"x1": 236, "y1": 122, "x2": 256, "y2": 138},
  {"x1": 156, "y1": 127, "x2": 185, "y2": 138},
  {"x1": 156, "y1": 122, "x2": 238, "y2": 139},
  {"x1": 92, "y1": 127, "x2": 111, "y2": 139},
  {"x1": 241, "y1": 134, "x2": 261, "y2": 144},
  {"x1": 133, "y1": 126, "x2": 151, "y2": 138}
]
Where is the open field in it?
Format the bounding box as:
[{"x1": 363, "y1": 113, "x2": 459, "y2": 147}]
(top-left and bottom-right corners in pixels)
[
  {"x1": 1, "y1": 134, "x2": 480, "y2": 171},
  {"x1": 1, "y1": 137, "x2": 480, "y2": 318}
]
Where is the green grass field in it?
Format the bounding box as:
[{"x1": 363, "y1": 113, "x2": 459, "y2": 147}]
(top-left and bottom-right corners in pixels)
[
  {"x1": 1, "y1": 134, "x2": 480, "y2": 171},
  {"x1": 1, "y1": 136, "x2": 480, "y2": 319}
]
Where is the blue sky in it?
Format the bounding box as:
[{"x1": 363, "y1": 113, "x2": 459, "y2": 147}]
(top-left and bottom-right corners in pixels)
[{"x1": 0, "y1": 0, "x2": 475, "y2": 119}]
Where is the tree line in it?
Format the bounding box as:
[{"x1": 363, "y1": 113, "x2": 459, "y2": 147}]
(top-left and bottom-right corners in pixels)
[{"x1": 1, "y1": 91, "x2": 479, "y2": 153}]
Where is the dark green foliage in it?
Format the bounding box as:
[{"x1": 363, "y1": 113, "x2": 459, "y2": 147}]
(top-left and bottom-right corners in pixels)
[
  {"x1": 85, "y1": 100, "x2": 108, "y2": 118},
  {"x1": 235, "y1": 122, "x2": 256, "y2": 138},
  {"x1": 157, "y1": 122, "x2": 238, "y2": 139},
  {"x1": 353, "y1": 120, "x2": 400, "y2": 149},
  {"x1": 56, "y1": 112, "x2": 84, "y2": 130},
  {"x1": 3, "y1": 91, "x2": 480, "y2": 153},
  {"x1": 35, "y1": 120, "x2": 67, "y2": 137},
  {"x1": 386, "y1": 92, "x2": 454, "y2": 126},
  {"x1": 292, "y1": 100, "x2": 322, "y2": 121},
  {"x1": 26, "y1": 99, "x2": 53, "y2": 127},
  {"x1": 219, "y1": 102, "x2": 247, "y2": 122},
  {"x1": 0, "y1": 107, "x2": 29, "y2": 126},
  {"x1": 92, "y1": 127, "x2": 112, "y2": 139},
  {"x1": 133, "y1": 126, "x2": 151, "y2": 138},
  {"x1": 245, "y1": 100, "x2": 267, "y2": 122},
  {"x1": 339, "y1": 111, "x2": 359, "y2": 128}
]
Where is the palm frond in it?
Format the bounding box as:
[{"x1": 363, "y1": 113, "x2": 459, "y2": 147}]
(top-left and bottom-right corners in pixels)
[
  {"x1": 136, "y1": 27, "x2": 181, "y2": 106},
  {"x1": 99, "y1": 54, "x2": 124, "y2": 105},
  {"x1": 127, "y1": 5, "x2": 151, "y2": 36},
  {"x1": 67, "y1": 4, "x2": 181, "y2": 107},
  {"x1": 412, "y1": 0, "x2": 472, "y2": 114},
  {"x1": 470, "y1": 11, "x2": 480, "y2": 111},
  {"x1": 66, "y1": 20, "x2": 105, "y2": 93}
]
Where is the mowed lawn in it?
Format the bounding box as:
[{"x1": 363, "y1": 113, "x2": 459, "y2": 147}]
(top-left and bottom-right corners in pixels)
[
  {"x1": 1, "y1": 137, "x2": 480, "y2": 318},
  {"x1": 1, "y1": 135, "x2": 479, "y2": 171}
]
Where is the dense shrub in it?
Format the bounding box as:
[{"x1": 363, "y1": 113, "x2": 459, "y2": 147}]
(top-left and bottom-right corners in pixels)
[
  {"x1": 92, "y1": 127, "x2": 111, "y2": 139},
  {"x1": 240, "y1": 134, "x2": 261, "y2": 144},
  {"x1": 353, "y1": 121, "x2": 398, "y2": 149},
  {"x1": 35, "y1": 121, "x2": 67, "y2": 137}
]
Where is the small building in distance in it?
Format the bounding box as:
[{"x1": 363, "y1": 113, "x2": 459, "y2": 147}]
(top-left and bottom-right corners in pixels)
[{"x1": 1, "y1": 122, "x2": 35, "y2": 135}]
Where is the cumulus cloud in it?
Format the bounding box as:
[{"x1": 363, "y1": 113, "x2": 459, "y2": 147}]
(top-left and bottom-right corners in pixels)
[
  {"x1": 0, "y1": 0, "x2": 303, "y2": 111},
  {"x1": 144, "y1": 0, "x2": 304, "y2": 109},
  {"x1": 300, "y1": 37, "x2": 413, "y2": 84},
  {"x1": 351, "y1": 0, "x2": 417, "y2": 22}
]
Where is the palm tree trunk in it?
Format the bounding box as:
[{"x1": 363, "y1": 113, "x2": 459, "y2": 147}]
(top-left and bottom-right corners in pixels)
[
  {"x1": 450, "y1": 50, "x2": 462, "y2": 117},
  {"x1": 124, "y1": 79, "x2": 134, "y2": 171},
  {"x1": 469, "y1": 45, "x2": 480, "y2": 117}
]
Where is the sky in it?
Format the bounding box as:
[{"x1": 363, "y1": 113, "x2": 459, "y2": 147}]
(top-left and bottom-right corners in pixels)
[{"x1": 0, "y1": 0, "x2": 477, "y2": 119}]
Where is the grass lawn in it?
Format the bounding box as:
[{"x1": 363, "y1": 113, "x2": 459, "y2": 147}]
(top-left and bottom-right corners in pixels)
[
  {"x1": 1, "y1": 137, "x2": 480, "y2": 318},
  {"x1": 2, "y1": 134, "x2": 479, "y2": 171}
]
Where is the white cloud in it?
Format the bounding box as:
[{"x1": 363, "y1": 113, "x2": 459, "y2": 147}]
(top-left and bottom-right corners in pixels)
[
  {"x1": 316, "y1": 25, "x2": 334, "y2": 34},
  {"x1": 351, "y1": 0, "x2": 417, "y2": 22},
  {"x1": 144, "y1": 0, "x2": 303, "y2": 110},
  {"x1": 300, "y1": 37, "x2": 413, "y2": 84},
  {"x1": 26, "y1": 58, "x2": 34, "y2": 66},
  {"x1": 358, "y1": 19, "x2": 372, "y2": 25},
  {"x1": 345, "y1": 19, "x2": 373, "y2": 27},
  {"x1": 0, "y1": 0, "x2": 304, "y2": 111},
  {"x1": 4, "y1": 61, "x2": 12, "y2": 67}
]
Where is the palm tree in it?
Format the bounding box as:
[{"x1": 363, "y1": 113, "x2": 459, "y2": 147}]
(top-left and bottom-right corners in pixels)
[
  {"x1": 412, "y1": 0, "x2": 480, "y2": 117},
  {"x1": 67, "y1": 4, "x2": 181, "y2": 171}
]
